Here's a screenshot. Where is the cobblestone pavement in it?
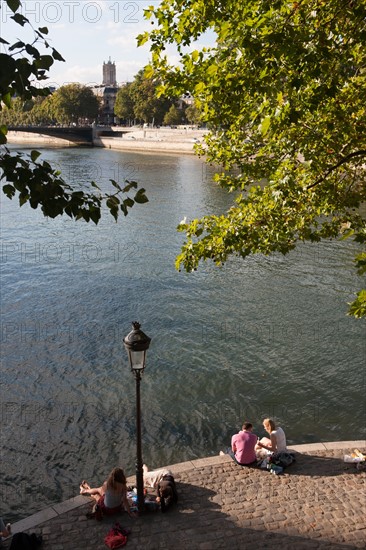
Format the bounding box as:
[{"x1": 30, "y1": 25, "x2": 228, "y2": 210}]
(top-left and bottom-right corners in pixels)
[{"x1": 3, "y1": 444, "x2": 366, "y2": 550}]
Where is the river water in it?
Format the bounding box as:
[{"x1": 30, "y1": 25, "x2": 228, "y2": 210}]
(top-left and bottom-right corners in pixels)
[{"x1": 1, "y1": 145, "x2": 365, "y2": 521}]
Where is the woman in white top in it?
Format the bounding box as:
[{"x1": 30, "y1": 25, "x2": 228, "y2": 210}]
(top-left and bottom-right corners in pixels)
[
  {"x1": 256, "y1": 418, "x2": 287, "y2": 453},
  {"x1": 80, "y1": 467, "x2": 135, "y2": 517}
]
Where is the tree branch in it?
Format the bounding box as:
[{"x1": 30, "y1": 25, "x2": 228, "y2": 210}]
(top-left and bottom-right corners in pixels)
[{"x1": 307, "y1": 150, "x2": 366, "y2": 189}]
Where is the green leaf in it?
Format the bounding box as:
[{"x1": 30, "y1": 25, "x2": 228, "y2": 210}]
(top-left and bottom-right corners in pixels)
[
  {"x1": 0, "y1": 126, "x2": 7, "y2": 144},
  {"x1": 2, "y1": 184, "x2": 16, "y2": 198},
  {"x1": 35, "y1": 55, "x2": 54, "y2": 70},
  {"x1": 89, "y1": 209, "x2": 101, "y2": 225},
  {"x1": 106, "y1": 197, "x2": 120, "y2": 209},
  {"x1": 124, "y1": 197, "x2": 135, "y2": 208},
  {"x1": 191, "y1": 50, "x2": 199, "y2": 62},
  {"x1": 134, "y1": 188, "x2": 149, "y2": 204},
  {"x1": 19, "y1": 193, "x2": 29, "y2": 206},
  {"x1": 354, "y1": 253, "x2": 366, "y2": 275},
  {"x1": 30, "y1": 150, "x2": 41, "y2": 162},
  {"x1": 8, "y1": 40, "x2": 26, "y2": 51},
  {"x1": 7, "y1": 0, "x2": 21, "y2": 13},
  {"x1": 122, "y1": 181, "x2": 138, "y2": 193},
  {"x1": 195, "y1": 82, "x2": 206, "y2": 94},
  {"x1": 137, "y1": 32, "x2": 149, "y2": 46},
  {"x1": 143, "y1": 8, "x2": 153, "y2": 20},
  {"x1": 2, "y1": 93, "x2": 12, "y2": 109},
  {"x1": 348, "y1": 290, "x2": 366, "y2": 319},
  {"x1": 26, "y1": 44, "x2": 41, "y2": 58},
  {"x1": 52, "y1": 48, "x2": 65, "y2": 62},
  {"x1": 0, "y1": 53, "x2": 17, "y2": 82},
  {"x1": 260, "y1": 116, "x2": 271, "y2": 136},
  {"x1": 11, "y1": 13, "x2": 28, "y2": 26},
  {"x1": 144, "y1": 64, "x2": 154, "y2": 79},
  {"x1": 38, "y1": 27, "x2": 49, "y2": 35},
  {"x1": 207, "y1": 64, "x2": 218, "y2": 77},
  {"x1": 110, "y1": 180, "x2": 122, "y2": 191}
]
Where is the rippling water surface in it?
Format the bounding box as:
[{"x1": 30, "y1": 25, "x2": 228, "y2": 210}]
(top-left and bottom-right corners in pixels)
[{"x1": 1, "y1": 145, "x2": 365, "y2": 521}]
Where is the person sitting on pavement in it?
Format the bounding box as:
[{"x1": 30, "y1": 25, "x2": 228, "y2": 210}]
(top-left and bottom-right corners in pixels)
[
  {"x1": 80, "y1": 467, "x2": 135, "y2": 517},
  {"x1": 143, "y1": 465, "x2": 178, "y2": 511},
  {"x1": 256, "y1": 418, "x2": 287, "y2": 454},
  {"x1": 143, "y1": 465, "x2": 174, "y2": 489},
  {"x1": 156, "y1": 474, "x2": 178, "y2": 512},
  {"x1": 0, "y1": 517, "x2": 11, "y2": 543},
  {"x1": 229, "y1": 421, "x2": 259, "y2": 466}
]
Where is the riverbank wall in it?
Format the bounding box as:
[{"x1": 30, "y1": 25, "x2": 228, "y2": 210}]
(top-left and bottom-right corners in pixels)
[
  {"x1": 93, "y1": 127, "x2": 207, "y2": 154},
  {"x1": 6, "y1": 130, "x2": 76, "y2": 147},
  {"x1": 6, "y1": 127, "x2": 208, "y2": 154}
]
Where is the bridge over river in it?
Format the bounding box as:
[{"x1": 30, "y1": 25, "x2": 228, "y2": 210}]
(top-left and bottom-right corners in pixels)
[
  {"x1": 6, "y1": 126, "x2": 131, "y2": 146},
  {"x1": 7, "y1": 125, "x2": 95, "y2": 145}
]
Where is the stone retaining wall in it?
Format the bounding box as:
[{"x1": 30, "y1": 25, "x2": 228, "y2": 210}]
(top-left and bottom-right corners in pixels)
[{"x1": 6, "y1": 131, "x2": 75, "y2": 147}]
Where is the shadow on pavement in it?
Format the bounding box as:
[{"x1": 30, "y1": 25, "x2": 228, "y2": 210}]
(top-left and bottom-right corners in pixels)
[
  {"x1": 1, "y1": 480, "x2": 363, "y2": 549},
  {"x1": 135, "y1": 481, "x2": 360, "y2": 550},
  {"x1": 283, "y1": 451, "x2": 364, "y2": 477}
]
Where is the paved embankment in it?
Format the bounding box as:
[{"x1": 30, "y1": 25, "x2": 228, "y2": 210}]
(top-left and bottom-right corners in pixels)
[
  {"x1": 6, "y1": 127, "x2": 208, "y2": 154},
  {"x1": 2, "y1": 442, "x2": 365, "y2": 549},
  {"x1": 93, "y1": 128, "x2": 207, "y2": 154}
]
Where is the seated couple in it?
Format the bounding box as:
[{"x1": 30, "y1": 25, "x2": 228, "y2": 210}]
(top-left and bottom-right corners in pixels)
[{"x1": 230, "y1": 419, "x2": 286, "y2": 466}]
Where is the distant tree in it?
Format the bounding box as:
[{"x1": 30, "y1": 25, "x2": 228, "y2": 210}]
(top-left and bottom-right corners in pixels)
[
  {"x1": 0, "y1": 97, "x2": 26, "y2": 126},
  {"x1": 51, "y1": 84, "x2": 99, "y2": 125},
  {"x1": 0, "y1": 95, "x2": 56, "y2": 126},
  {"x1": 114, "y1": 83, "x2": 135, "y2": 124},
  {"x1": 130, "y1": 70, "x2": 172, "y2": 125},
  {"x1": 34, "y1": 95, "x2": 56, "y2": 125},
  {"x1": 185, "y1": 103, "x2": 201, "y2": 126},
  {"x1": 163, "y1": 104, "x2": 182, "y2": 126}
]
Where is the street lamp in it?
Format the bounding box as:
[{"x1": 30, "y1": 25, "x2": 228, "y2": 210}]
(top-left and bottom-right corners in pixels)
[{"x1": 123, "y1": 321, "x2": 151, "y2": 514}]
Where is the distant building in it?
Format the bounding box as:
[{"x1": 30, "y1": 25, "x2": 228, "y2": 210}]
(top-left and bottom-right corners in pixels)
[
  {"x1": 178, "y1": 92, "x2": 194, "y2": 109},
  {"x1": 91, "y1": 59, "x2": 119, "y2": 125},
  {"x1": 103, "y1": 58, "x2": 117, "y2": 87}
]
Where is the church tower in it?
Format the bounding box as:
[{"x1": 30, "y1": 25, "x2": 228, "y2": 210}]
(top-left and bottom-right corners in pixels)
[{"x1": 103, "y1": 58, "x2": 117, "y2": 86}]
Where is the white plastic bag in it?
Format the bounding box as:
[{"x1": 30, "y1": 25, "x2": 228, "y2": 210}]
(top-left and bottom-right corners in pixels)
[{"x1": 343, "y1": 454, "x2": 364, "y2": 463}]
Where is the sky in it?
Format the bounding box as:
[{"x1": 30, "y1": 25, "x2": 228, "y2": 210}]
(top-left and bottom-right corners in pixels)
[{"x1": 1, "y1": 0, "x2": 214, "y2": 87}]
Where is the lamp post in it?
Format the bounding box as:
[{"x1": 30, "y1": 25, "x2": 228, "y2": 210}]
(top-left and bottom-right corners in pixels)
[{"x1": 123, "y1": 321, "x2": 151, "y2": 514}]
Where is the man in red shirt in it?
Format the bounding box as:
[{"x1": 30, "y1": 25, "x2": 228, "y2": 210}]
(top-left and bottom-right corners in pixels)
[{"x1": 230, "y1": 421, "x2": 258, "y2": 465}]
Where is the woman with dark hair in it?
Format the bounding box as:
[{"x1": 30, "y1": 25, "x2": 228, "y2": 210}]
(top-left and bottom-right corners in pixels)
[
  {"x1": 80, "y1": 467, "x2": 135, "y2": 517},
  {"x1": 143, "y1": 465, "x2": 178, "y2": 512},
  {"x1": 156, "y1": 476, "x2": 178, "y2": 512}
]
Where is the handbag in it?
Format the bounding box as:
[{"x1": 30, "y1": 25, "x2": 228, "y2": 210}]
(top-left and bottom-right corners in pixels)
[{"x1": 104, "y1": 523, "x2": 129, "y2": 549}]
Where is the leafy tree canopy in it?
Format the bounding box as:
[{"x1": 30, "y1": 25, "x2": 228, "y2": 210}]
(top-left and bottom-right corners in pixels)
[
  {"x1": 114, "y1": 82, "x2": 135, "y2": 123},
  {"x1": 140, "y1": 0, "x2": 366, "y2": 317},
  {"x1": 163, "y1": 104, "x2": 182, "y2": 126},
  {"x1": 129, "y1": 70, "x2": 173, "y2": 125},
  {"x1": 185, "y1": 102, "x2": 202, "y2": 126},
  {"x1": 0, "y1": 0, "x2": 147, "y2": 223},
  {"x1": 51, "y1": 84, "x2": 100, "y2": 125}
]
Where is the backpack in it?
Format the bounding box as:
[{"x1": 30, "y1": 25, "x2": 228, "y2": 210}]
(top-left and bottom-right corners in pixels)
[
  {"x1": 9, "y1": 532, "x2": 42, "y2": 550},
  {"x1": 270, "y1": 451, "x2": 296, "y2": 468},
  {"x1": 104, "y1": 523, "x2": 129, "y2": 549}
]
